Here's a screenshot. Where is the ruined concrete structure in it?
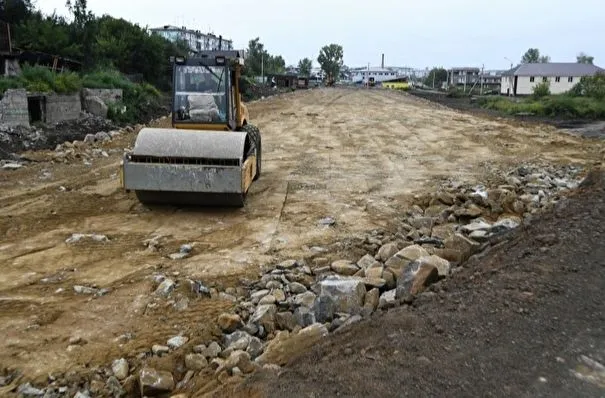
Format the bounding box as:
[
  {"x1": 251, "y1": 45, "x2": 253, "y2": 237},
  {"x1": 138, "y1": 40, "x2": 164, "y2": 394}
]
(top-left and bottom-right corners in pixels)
[
  {"x1": 0, "y1": 89, "x2": 30, "y2": 127},
  {"x1": 0, "y1": 88, "x2": 123, "y2": 127}
]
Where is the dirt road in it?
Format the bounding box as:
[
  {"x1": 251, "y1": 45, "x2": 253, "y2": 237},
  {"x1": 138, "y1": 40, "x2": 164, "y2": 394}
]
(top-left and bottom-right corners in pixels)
[{"x1": 0, "y1": 88, "x2": 601, "y2": 392}]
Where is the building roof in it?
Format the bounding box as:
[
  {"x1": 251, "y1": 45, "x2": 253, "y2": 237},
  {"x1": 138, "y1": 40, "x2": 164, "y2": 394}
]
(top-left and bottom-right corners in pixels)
[{"x1": 504, "y1": 62, "x2": 604, "y2": 77}]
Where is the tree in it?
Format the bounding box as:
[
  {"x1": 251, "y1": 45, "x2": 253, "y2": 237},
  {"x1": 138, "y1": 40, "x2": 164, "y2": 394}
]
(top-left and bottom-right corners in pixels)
[
  {"x1": 243, "y1": 37, "x2": 285, "y2": 78},
  {"x1": 423, "y1": 67, "x2": 448, "y2": 87},
  {"x1": 577, "y1": 52, "x2": 594, "y2": 64},
  {"x1": 317, "y1": 44, "x2": 343, "y2": 83},
  {"x1": 0, "y1": 0, "x2": 34, "y2": 25},
  {"x1": 521, "y1": 48, "x2": 550, "y2": 63},
  {"x1": 297, "y1": 57, "x2": 312, "y2": 76}
]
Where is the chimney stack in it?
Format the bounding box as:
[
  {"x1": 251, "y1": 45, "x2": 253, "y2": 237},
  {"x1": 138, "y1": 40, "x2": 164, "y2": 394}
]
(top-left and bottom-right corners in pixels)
[{"x1": 381, "y1": 54, "x2": 384, "y2": 68}]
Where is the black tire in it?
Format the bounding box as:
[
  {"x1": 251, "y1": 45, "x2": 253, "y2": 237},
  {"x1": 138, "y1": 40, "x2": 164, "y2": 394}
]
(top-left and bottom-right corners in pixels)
[{"x1": 242, "y1": 124, "x2": 262, "y2": 180}]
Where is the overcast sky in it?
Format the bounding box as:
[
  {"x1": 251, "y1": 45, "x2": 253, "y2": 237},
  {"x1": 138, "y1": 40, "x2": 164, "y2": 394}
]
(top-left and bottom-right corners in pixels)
[{"x1": 37, "y1": 0, "x2": 604, "y2": 70}]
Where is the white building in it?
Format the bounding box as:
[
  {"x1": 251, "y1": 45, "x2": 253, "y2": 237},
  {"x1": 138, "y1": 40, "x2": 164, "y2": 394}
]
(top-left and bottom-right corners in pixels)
[
  {"x1": 501, "y1": 62, "x2": 604, "y2": 96},
  {"x1": 149, "y1": 25, "x2": 233, "y2": 54}
]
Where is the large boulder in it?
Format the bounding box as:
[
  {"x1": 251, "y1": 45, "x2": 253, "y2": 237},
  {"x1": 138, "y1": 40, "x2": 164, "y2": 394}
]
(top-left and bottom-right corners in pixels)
[{"x1": 318, "y1": 277, "x2": 366, "y2": 314}]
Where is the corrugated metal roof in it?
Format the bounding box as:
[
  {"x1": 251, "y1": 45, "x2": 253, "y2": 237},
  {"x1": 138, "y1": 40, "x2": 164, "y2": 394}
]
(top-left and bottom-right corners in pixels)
[{"x1": 506, "y1": 63, "x2": 604, "y2": 77}]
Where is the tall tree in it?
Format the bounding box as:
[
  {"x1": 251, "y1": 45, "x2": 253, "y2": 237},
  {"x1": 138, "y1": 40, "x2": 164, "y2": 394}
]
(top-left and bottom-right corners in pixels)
[
  {"x1": 521, "y1": 48, "x2": 549, "y2": 63},
  {"x1": 317, "y1": 44, "x2": 343, "y2": 82},
  {"x1": 577, "y1": 52, "x2": 594, "y2": 64},
  {"x1": 297, "y1": 57, "x2": 312, "y2": 76},
  {"x1": 423, "y1": 67, "x2": 448, "y2": 87}
]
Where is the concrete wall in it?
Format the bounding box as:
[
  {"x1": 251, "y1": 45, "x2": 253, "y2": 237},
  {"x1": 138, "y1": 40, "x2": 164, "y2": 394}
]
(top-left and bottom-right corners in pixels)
[
  {"x1": 0, "y1": 89, "x2": 30, "y2": 127},
  {"x1": 45, "y1": 93, "x2": 81, "y2": 124},
  {"x1": 81, "y1": 88, "x2": 123, "y2": 104}
]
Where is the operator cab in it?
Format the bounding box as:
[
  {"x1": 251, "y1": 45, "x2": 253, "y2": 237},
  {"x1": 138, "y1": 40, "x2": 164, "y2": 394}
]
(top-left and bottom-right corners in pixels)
[{"x1": 171, "y1": 51, "x2": 245, "y2": 130}]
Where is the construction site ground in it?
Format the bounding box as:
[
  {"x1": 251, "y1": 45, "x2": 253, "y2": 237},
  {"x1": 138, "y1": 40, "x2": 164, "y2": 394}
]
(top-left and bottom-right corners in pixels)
[{"x1": 0, "y1": 88, "x2": 603, "y2": 396}]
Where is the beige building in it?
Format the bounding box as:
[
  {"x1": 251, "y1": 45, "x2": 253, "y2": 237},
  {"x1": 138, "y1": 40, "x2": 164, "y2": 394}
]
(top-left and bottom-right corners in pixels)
[{"x1": 501, "y1": 62, "x2": 604, "y2": 96}]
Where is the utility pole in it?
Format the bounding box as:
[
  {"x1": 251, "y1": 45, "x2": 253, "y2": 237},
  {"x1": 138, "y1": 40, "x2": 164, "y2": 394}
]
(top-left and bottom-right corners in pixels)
[
  {"x1": 480, "y1": 64, "x2": 484, "y2": 95},
  {"x1": 432, "y1": 70, "x2": 435, "y2": 89},
  {"x1": 261, "y1": 52, "x2": 264, "y2": 85}
]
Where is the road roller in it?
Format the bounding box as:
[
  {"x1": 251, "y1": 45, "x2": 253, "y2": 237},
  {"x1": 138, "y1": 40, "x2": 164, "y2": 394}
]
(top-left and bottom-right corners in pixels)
[{"x1": 119, "y1": 48, "x2": 261, "y2": 207}]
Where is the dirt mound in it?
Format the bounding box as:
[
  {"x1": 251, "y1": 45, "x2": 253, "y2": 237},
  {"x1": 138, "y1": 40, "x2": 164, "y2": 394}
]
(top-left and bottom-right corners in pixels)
[{"x1": 238, "y1": 169, "x2": 605, "y2": 397}]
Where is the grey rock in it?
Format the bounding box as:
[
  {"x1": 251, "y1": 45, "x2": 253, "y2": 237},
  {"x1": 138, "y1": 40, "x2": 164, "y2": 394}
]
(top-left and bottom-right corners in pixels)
[
  {"x1": 111, "y1": 358, "x2": 129, "y2": 380},
  {"x1": 202, "y1": 341, "x2": 222, "y2": 358},
  {"x1": 218, "y1": 292, "x2": 237, "y2": 302},
  {"x1": 167, "y1": 335, "x2": 188, "y2": 349},
  {"x1": 318, "y1": 216, "x2": 336, "y2": 226},
  {"x1": 224, "y1": 330, "x2": 252, "y2": 348},
  {"x1": 94, "y1": 131, "x2": 111, "y2": 142},
  {"x1": 294, "y1": 306, "x2": 316, "y2": 327},
  {"x1": 331, "y1": 260, "x2": 360, "y2": 276},
  {"x1": 288, "y1": 282, "x2": 307, "y2": 294},
  {"x1": 154, "y1": 279, "x2": 175, "y2": 297},
  {"x1": 152, "y1": 345, "x2": 170, "y2": 356},
  {"x1": 364, "y1": 288, "x2": 380, "y2": 311},
  {"x1": 73, "y1": 391, "x2": 90, "y2": 398},
  {"x1": 168, "y1": 252, "x2": 189, "y2": 260},
  {"x1": 276, "y1": 311, "x2": 299, "y2": 331},
  {"x1": 105, "y1": 376, "x2": 124, "y2": 397},
  {"x1": 139, "y1": 367, "x2": 174, "y2": 395},
  {"x1": 357, "y1": 254, "x2": 379, "y2": 269},
  {"x1": 185, "y1": 353, "x2": 208, "y2": 371},
  {"x1": 272, "y1": 288, "x2": 286, "y2": 302},
  {"x1": 461, "y1": 220, "x2": 492, "y2": 233},
  {"x1": 251, "y1": 289, "x2": 270, "y2": 303},
  {"x1": 179, "y1": 244, "x2": 193, "y2": 253},
  {"x1": 250, "y1": 304, "x2": 277, "y2": 333},
  {"x1": 395, "y1": 260, "x2": 439, "y2": 300},
  {"x1": 277, "y1": 259, "x2": 298, "y2": 269},
  {"x1": 266, "y1": 280, "x2": 283, "y2": 289},
  {"x1": 246, "y1": 336, "x2": 264, "y2": 359},
  {"x1": 318, "y1": 277, "x2": 366, "y2": 314},
  {"x1": 313, "y1": 295, "x2": 336, "y2": 323},
  {"x1": 378, "y1": 289, "x2": 397, "y2": 309},
  {"x1": 377, "y1": 243, "x2": 399, "y2": 262},
  {"x1": 294, "y1": 291, "x2": 317, "y2": 308},
  {"x1": 65, "y1": 233, "x2": 108, "y2": 244},
  {"x1": 17, "y1": 383, "x2": 45, "y2": 396},
  {"x1": 416, "y1": 255, "x2": 451, "y2": 277},
  {"x1": 1, "y1": 162, "x2": 22, "y2": 170},
  {"x1": 259, "y1": 294, "x2": 277, "y2": 305},
  {"x1": 73, "y1": 285, "x2": 97, "y2": 295}
]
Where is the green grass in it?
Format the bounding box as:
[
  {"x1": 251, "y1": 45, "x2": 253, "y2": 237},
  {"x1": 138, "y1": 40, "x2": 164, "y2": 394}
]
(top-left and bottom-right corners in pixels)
[{"x1": 479, "y1": 95, "x2": 605, "y2": 119}]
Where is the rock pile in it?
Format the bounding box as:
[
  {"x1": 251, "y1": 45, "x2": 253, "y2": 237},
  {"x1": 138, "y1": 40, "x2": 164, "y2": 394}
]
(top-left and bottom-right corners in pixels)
[{"x1": 0, "y1": 114, "x2": 118, "y2": 159}]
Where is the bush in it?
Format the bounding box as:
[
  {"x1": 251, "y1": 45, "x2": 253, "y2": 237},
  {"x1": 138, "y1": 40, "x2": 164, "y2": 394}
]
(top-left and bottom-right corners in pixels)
[
  {"x1": 479, "y1": 94, "x2": 605, "y2": 119},
  {"x1": 82, "y1": 69, "x2": 134, "y2": 90},
  {"x1": 532, "y1": 81, "x2": 550, "y2": 99},
  {"x1": 53, "y1": 71, "x2": 82, "y2": 93},
  {"x1": 568, "y1": 72, "x2": 605, "y2": 100},
  {"x1": 0, "y1": 77, "x2": 25, "y2": 94}
]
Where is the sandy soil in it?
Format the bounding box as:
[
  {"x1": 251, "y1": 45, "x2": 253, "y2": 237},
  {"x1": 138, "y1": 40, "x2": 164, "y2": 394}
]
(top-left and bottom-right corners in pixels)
[{"x1": 0, "y1": 88, "x2": 601, "y2": 390}]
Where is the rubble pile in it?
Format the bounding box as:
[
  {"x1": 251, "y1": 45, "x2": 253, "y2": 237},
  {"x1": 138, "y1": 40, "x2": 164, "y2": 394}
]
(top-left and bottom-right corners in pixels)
[
  {"x1": 0, "y1": 114, "x2": 118, "y2": 159},
  {"x1": 6, "y1": 162, "x2": 587, "y2": 396}
]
